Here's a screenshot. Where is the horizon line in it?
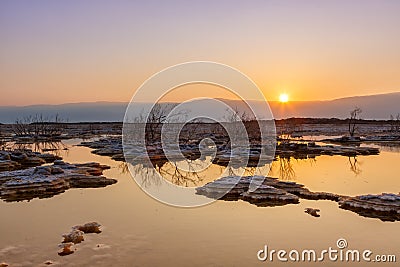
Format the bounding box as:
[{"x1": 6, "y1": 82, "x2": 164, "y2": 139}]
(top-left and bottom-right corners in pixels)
[{"x1": 0, "y1": 91, "x2": 399, "y2": 108}]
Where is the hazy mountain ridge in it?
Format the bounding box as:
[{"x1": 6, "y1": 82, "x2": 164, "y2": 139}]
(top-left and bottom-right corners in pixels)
[{"x1": 0, "y1": 92, "x2": 399, "y2": 123}]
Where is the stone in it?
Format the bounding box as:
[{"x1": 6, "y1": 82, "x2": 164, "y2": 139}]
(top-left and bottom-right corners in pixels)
[
  {"x1": 339, "y1": 193, "x2": 400, "y2": 222},
  {"x1": 62, "y1": 229, "x2": 84, "y2": 244},
  {"x1": 0, "y1": 161, "x2": 117, "y2": 202},
  {"x1": 242, "y1": 185, "x2": 299, "y2": 207},
  {"x1": 0, "y1": 150, "x2": 61, "y2": 172},
  {"x1": 37, "y1": 153, "x2": 62, "y2": 163},
  {"x1": 79, "y1": 137, "x2": 123, "y2": 160},
  {"x1": 0, "y1": 160, "x2": 21, "y2": 171},
  {"x1": 195, "y1": 176, "x2": 251, "y2": 200},
  {"x1": 21, "y1": 156, "x2": 46, "y2": 166},
  {"x1": 196, "y1": 175, "x2": 343, "y2": 208},
  {"x1": 73, "y1": 222, "x2": 101, "y2": 234},
  {"x1": 304, "y1": 208, "x2": 321, "y2": 217},
  {"x1": 58, "y1": 243, "x2": 75, "y2": 256},
  {"x1": 58, "y1": 222, "x2": 103, "y2": 257}
]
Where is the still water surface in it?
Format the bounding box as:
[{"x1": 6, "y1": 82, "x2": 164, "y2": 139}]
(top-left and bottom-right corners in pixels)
[{"x1": 1, "y1": 139, "x2": 399, "y2": 266}]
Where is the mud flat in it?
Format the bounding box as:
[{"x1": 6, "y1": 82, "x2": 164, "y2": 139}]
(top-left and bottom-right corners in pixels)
[{"x1": 0, "y1": 161, "x2": 117, "y2": 202}]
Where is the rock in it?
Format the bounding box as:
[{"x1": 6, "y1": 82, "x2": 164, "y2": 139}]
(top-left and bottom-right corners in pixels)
[
  {"x1": 242, "y1": 185, "x2": 299, "y2": 207},
  {"x1": 196, "y1": 175, "x2": 344, "y2": 208},
  {"x1": 33, "y1": 166, "x2": 52, "y2": 175},
  {"x1": 0, "y1": 161, "x2": 117, "y2": 202},
  {"x1": 339, "y1": 193, "x2": 400, "y2": 222},
  {"x1": 0, "y1": 150, "x2": 61, "y2": 172},
  {"x1": 51, "y1": 167, "x2": 64, "y2": 174},
  {"x1": 37, "y1": 153, "x2": 62, "y2": 163},
  {"x1": 58, "y1": 222, "x2": 103, "y2": 257},
  {"x1": 21, "y1": 156, "x2": 46, "y2": 166},
  {"x1": 195, "y1": 176, "x2": 250, "y2": 200},
  {"x1": 58, "y1": 243, "x2": 75, "y2": 256},
  {"x1": 364, "y1": 135, "x2": 400, "y2": 141},
  {"x1": 210, "y1": 142, "x2": 380, "y2": 168},
  {"x1": 79, "y1": 137, "x2": 123, "y2": 160},
  {"x1": 0, "y1": 263, "x2": 9, "y2": 267},
  {"x1": 44, "y1": 260, "x2": 55, "y2": 265},
  {"x1": 0, "y1": 160, "x2": 21, "y2": 171},
  {"x1": 62, "y1": 229, "x2": 84, "y2": 244},
  {"x1": 73, "y1": 222, "x2": 101, "y2": 234},
  {"x1": 9, "y1": 151, "x2": 28, "y2": 161},
  {"x1": 111, "y1": 153, "x2": 125, "y2": 161},
  {"x1": 304, "y1": 208, "x2": 321, "y2": 217}
]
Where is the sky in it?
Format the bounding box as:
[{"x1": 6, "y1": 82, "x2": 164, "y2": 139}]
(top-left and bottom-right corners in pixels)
[{"x1": 1, "y1": 0, "x2": 400, "y2": 106}]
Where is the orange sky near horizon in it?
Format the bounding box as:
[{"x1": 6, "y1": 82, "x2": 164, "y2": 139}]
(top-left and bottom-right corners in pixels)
[{"x1": 1, "y1": 0, "x2": 400, "y2": 106}]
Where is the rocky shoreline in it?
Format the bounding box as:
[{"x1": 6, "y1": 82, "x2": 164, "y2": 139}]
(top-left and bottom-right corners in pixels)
[
  {"x1": 196, "y1": 176, "x2": 400, "y2": 222},
  {"x1": 339, "y1": 193, "x2": 400, "y2": 222},
  {"x1": 0, "y1": 161, "x2": 117, "y2": 202},
  {"x1": 0, "y1": 149, "x2": 62, "y2": 171},
  {"x1": 79, "y1": 136, "x2": 380, "y2": 168}
]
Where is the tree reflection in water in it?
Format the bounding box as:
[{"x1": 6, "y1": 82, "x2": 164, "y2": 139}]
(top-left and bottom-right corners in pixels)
[
  {"x1": 273, "y1": 157, "x2": 296, "y2": 181},
  {"x1": 348, "y1": 156, "x2": 362, "y2": 176},
  {"x1": 126, "y1": 158, "x2": 222, "y2": 188},
  {"x1": 121, "y1": 153, "x2": 370, "y2": 186},
  {"x1": 4, "y1": 141, "x2": 68, "y2": 156},
  {"x1": 123, "y1": 157, "x2": 272, "y2": 188}
]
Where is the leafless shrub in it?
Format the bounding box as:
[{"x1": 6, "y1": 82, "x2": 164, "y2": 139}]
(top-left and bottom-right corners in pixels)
[
  {"x1": 133, "y1": 103, "x2": 187, "y2": 143},
  {"x1": 389, "y1": 114, "x2": 400, "y2": 133},
  {"x1": 348, "y1": 107, "x2": 362, "y2": 137},
  {"x1": 12, "y1": 114, "x2": 67, "y2": 139}
]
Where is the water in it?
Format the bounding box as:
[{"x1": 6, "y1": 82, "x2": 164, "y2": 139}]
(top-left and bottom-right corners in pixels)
[{"x1": 1, "y1": 139, "x2": 399, "y2": 266}]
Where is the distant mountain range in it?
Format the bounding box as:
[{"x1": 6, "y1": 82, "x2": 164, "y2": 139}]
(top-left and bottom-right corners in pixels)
[{"x1": 0, "y1": 92, "x2": 399, "y2": 123}]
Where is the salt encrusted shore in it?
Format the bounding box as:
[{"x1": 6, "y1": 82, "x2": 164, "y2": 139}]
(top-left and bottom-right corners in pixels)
[
  {"x1": 79, "y1": 136, "x2": 380, "y2": 168},
  {"x1": 0, "y1": 150, "x2": 62, "y2": 172},
  {"x1": 196, "y1": 176, "x2": 400, "y2": 221},
  {"x1": 0, "y1": 161, "x2": 117, "y2": 202},
  {"x1": 339, "y1": 193, "x2": 400, "y2": 222}
]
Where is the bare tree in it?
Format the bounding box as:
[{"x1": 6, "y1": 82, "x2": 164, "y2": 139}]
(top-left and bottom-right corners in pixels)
[
  {"x1": 12, "y1": 114, "x2": 66, "y2": 139},
  {"x1": 280, "y1": 119, "x2": 298, "y2": 143},
  {"x1": 144, "y1": 103, "x2": 187, "y2": 142},
  {"x1": 348, "y1": 107, "x2": 362, "y2": 137},
  {"x1": 224, "y1": 106, "x2": 255, "y2": 123},
  {"x1": 389, "y1": 113, "x2": 400, "y2": 133}
]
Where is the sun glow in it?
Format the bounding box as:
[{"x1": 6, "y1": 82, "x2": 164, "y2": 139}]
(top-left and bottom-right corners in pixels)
[{"x1": 279, "y1": 93, "x2": 289, "y2": 103}]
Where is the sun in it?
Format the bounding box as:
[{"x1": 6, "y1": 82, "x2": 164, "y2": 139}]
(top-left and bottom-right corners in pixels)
[{"x1": 279, "y1": 93, "x2": 289, "y2": 103}]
